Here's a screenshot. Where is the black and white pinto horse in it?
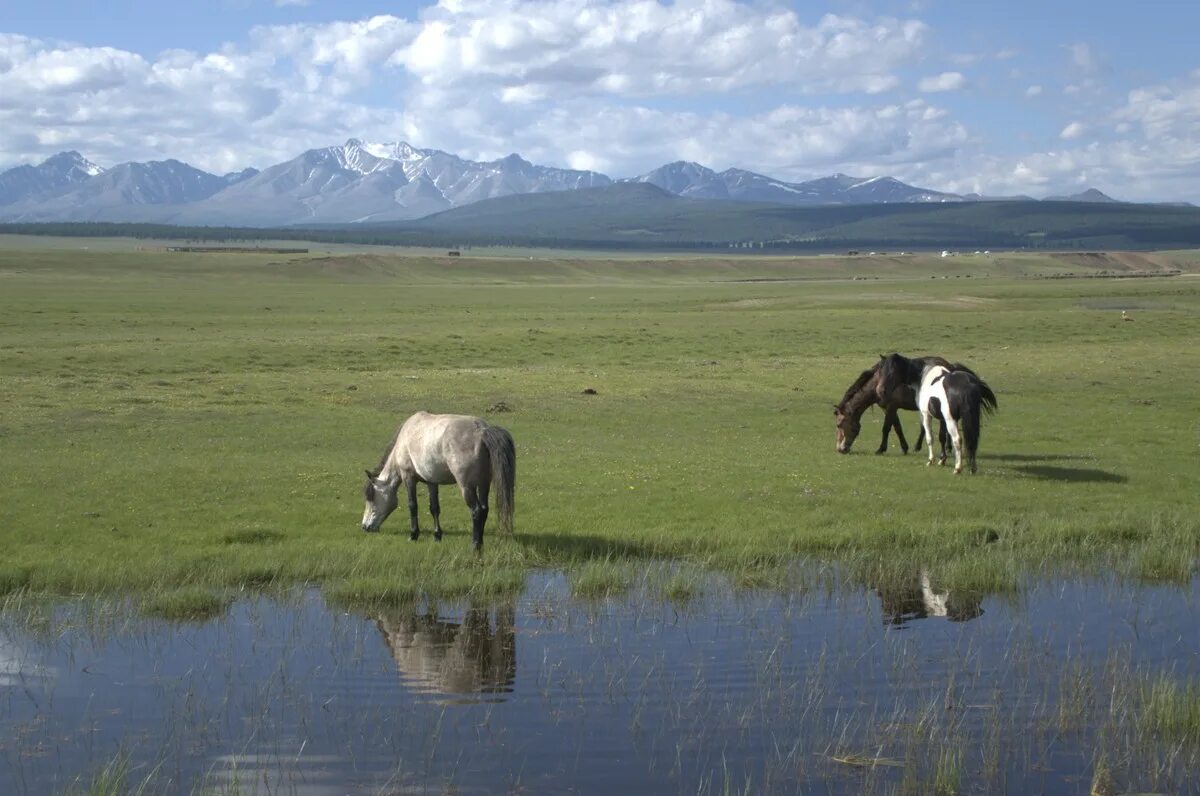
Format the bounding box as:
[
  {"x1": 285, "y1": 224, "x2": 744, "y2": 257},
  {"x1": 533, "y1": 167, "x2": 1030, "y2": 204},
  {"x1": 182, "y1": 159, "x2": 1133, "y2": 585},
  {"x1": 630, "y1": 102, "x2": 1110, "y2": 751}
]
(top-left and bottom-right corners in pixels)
[
  {"x1": 918, "y1": 366, "x2": 998, "y2": 474},
  {"x1": 879, "y1": 353, "x2": 997, "y2": 474},
  {"x1": 362, "y1": 412, "x2": 515, "y2": 551}
]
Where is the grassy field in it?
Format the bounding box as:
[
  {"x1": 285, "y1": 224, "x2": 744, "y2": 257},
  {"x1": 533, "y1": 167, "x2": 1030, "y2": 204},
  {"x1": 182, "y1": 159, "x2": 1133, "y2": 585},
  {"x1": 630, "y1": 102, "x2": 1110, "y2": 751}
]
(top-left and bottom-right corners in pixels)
[{"x1": 1, "y1": 241, "x2": 1198, "y2": 607}]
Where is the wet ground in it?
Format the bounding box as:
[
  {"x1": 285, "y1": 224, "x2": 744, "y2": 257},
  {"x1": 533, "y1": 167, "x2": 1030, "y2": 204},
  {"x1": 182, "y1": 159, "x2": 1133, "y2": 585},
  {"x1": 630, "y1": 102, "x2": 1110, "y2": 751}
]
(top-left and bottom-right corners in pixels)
[{"x1": 1, "y1": 571, "x2": 1198, "y2": 794}]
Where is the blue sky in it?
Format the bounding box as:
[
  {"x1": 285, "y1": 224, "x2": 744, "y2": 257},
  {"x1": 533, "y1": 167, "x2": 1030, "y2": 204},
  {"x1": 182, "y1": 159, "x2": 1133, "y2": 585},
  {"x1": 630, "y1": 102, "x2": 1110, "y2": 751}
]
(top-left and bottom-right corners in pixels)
[{"x1": 3, "y1": 0, "x2": 1199, "y2": 201}]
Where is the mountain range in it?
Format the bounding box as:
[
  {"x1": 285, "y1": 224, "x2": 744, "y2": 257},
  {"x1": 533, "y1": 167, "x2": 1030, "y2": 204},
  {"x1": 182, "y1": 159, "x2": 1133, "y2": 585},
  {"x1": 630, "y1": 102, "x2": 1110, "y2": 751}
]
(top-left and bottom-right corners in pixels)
[{"x1": 0, "y1": 141, "x2": 1143, "y2": 227}]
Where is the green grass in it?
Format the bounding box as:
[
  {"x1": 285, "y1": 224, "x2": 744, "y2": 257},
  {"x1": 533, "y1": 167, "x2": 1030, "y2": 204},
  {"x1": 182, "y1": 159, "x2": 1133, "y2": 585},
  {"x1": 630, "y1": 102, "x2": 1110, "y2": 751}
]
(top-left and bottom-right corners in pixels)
[
  {"x1": 140, "y1": 587, "x2": 231, "y2": 621},
  {"x1": 1140, "y1": 676, "x2": 1200, "y2": 746},
  {"x1": 66, "y1": 751, "x2": 156, "y2": 796},
  {"x1": 1, "y1": 244, "x2": 1198, "y2": 602}
]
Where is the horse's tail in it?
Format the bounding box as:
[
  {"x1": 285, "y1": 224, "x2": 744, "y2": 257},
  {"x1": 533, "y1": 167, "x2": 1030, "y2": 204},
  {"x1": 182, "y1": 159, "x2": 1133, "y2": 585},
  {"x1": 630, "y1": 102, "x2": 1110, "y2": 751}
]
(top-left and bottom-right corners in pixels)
[
  {"x1": 482, "y1": 425, "x2": 516, "y2": 534},
  {"x1": 976, "y1": 377, "x2": 998, "y2": 416},
  {"x1": 956, "y1": 375, "x2": 997, "y2": 467}
]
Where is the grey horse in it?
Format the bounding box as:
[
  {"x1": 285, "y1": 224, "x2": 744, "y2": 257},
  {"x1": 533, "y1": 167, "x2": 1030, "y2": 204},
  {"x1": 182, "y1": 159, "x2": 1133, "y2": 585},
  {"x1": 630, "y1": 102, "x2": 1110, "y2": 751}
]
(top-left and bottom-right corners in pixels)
[{"x1": 362, "y1": 412, "x2": 515, "y2": 551}]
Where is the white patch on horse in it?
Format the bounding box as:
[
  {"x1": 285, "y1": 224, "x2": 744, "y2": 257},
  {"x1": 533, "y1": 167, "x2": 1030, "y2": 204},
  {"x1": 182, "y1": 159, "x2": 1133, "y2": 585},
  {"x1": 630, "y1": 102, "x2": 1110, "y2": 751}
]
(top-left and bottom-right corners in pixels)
[{"x1": 919, "y1": 365, "x2": 965, "y2": 474}]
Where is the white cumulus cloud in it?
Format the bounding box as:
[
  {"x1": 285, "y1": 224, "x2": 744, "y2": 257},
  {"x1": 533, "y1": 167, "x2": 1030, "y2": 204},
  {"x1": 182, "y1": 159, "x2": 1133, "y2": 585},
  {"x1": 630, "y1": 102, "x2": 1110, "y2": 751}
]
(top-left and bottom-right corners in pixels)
[
  {"x1": 1060, "y1": 121, "x2": 1086, "y2": 139},
  {"x1": 2, "y1": 6, "x2": 1200, "y2": 203},
  {"x1": 381, "y1": 1, "x2": 927, "y2": 98},
  {"x1": 917, "y1": 71, "x2": 966, "y2": 93}
]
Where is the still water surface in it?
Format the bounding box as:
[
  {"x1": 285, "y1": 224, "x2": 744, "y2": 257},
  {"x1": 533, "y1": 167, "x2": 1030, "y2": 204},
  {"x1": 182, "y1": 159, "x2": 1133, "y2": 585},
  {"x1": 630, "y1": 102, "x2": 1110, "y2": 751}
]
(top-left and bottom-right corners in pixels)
[{"x1": 1, "y1": 572, "x2": 1198, "y2": 794}]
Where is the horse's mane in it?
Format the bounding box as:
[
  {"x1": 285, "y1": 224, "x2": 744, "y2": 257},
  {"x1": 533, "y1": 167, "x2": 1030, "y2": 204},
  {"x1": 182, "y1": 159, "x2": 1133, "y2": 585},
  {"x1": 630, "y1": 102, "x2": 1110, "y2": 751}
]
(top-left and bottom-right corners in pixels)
[
  {"x1": 370, "y1": 425, "x2": 404, "y2": 477},
  {"x1": 879, "y1": 353, "x2": 976, "y2": 393},
  {"x1": 838, "y1": 367, "x2": 878, "y2": 408},
  {"x1": 878, "y1": 352, "x2": 914, "y2": 395}
]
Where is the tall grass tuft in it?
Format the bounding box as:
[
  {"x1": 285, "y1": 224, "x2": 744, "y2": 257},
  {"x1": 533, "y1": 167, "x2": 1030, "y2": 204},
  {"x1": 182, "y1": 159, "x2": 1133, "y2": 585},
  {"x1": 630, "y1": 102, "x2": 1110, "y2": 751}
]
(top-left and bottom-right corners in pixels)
[{"x1": 1139, "y1": 675, "x2": 1200, "y2": 746}]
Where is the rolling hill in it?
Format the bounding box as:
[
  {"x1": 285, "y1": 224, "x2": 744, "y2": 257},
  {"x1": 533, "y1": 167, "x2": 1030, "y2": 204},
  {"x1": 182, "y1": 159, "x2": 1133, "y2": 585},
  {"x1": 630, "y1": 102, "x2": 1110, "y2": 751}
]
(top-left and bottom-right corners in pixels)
[{"x1": 384, "y1": 183, "x2": 1200, "y2": 251}]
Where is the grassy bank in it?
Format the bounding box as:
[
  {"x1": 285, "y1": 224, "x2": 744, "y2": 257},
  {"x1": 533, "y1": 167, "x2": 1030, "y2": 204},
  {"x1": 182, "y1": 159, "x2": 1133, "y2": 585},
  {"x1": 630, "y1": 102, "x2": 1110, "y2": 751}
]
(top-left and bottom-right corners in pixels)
[{"x1": 1, "y1": 245, "x2": 1197, "y2": 604}]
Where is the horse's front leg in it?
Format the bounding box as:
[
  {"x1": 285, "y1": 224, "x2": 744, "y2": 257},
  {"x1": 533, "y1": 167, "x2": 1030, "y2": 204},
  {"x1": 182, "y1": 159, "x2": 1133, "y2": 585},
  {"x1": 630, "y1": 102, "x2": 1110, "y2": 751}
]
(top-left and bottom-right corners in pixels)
[
  {"x1": 876, "y1": 410, "x2": 892, "y2": 454},
  {"x1": 428, "y1": 483, "x2": 443, "y2": 542},
  {"x1": 891, "y1": 408, "x2": 911, "y2": 455},
  {"x1": 406, "y1": 478, "x2": 421, "y2": 541}
]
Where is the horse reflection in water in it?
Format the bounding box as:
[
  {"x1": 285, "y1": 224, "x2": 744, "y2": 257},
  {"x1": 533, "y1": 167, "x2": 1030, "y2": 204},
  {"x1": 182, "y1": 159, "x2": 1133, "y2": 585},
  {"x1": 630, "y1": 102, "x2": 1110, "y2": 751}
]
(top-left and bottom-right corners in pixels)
[
  {"x1": 376, "y1": 602, "x2": 516, "y2": 702},
  {"x1": 875, "y1": 570, "x2": 984, "y2": 625}
]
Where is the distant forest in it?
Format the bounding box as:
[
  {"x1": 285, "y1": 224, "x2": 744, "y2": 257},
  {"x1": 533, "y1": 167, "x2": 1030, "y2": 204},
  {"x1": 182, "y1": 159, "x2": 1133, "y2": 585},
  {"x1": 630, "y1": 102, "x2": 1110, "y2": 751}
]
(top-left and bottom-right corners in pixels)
[{"x1": 4, "y1": 196, "x2": 1200, "y2": 253}]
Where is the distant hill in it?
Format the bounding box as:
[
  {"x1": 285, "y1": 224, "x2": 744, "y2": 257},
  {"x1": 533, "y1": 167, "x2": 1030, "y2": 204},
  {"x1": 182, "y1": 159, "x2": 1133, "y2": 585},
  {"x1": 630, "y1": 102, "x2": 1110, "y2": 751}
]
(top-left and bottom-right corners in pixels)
[
  {"x1": 383, "y1": 184, "x2": 1200, "y2": 250},
  {"x1": 6, "y1": 191, "x2": 1200, "y2": 251},
  {"x1": 1045, "y1": 188, "x2": 1118, "y2": 203}
]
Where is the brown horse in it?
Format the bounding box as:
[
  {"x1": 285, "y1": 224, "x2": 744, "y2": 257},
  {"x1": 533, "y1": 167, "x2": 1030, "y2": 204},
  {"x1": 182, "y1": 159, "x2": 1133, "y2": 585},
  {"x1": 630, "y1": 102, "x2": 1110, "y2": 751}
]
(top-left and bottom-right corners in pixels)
[{"x1": 834, "y1": 354, "x2": 965, "y2": 454}]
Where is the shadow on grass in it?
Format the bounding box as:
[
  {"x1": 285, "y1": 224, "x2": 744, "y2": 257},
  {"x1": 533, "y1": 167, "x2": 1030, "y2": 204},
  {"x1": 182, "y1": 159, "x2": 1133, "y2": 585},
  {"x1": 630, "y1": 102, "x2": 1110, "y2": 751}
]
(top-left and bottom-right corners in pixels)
[
  {"x1": 989, "y1": 453, "x2": 1091, "y2": 463},
  {"x1": 1012, "y1": 465, "x2": 1127, "y2": 484},
  {"x1": 516, "y1": 532, "x2": 663, "y2": 561}
]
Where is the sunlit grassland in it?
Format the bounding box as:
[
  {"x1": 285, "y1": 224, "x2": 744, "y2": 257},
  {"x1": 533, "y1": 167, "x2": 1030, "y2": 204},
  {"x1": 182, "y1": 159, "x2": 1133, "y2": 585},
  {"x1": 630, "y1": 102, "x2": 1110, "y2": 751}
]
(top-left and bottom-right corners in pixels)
[{"x1": 1, "y1": 245, "x2": 1198, "y2": 606}]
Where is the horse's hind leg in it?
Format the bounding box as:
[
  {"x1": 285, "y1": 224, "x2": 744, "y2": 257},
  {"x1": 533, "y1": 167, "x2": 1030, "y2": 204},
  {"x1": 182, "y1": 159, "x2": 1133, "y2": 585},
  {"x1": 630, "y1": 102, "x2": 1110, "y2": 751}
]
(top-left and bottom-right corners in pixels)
[
  {"x1": 921, "y1": 409, "x2": 936, "y2": 467},
  {"x1": 460, "y1": 482, "x2": 489, "y2": 552},
  {"x1": 405, "y1": 478, "x2": 421, "y2": 541},
  {"x1": 947, "y1": 421, "x2": 964, "y2": 474},
  {"x1": 428, "y1": 484, "x2": 443, "y2": 542}
]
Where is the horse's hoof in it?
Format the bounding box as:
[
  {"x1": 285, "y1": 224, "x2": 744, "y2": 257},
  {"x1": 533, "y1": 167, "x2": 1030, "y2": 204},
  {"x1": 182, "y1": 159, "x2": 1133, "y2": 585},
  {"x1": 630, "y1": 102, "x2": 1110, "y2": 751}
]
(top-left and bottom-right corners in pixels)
[
  {"x1": 926, "y1": 460, "x2": 934, "y2": 467},
  {"x1": 409, "y1": 534, "x2": 419, "y2": 542},
  {"x1": 433, "y1": 532, "x2": 443, "y2": 542},
  {"x1": 875, "y1": 449, "x2": 886, "y2": 455},
  {"x1": 954, "y1": 468, "x2": 962, "y2": 475}
]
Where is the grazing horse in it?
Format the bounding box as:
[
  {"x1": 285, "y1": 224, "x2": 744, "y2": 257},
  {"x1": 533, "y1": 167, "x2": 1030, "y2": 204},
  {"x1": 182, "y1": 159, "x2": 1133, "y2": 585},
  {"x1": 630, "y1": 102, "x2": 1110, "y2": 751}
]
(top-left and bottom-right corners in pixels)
[
  {"x1": 834, "y1": 361, "x2": 925, "y2": 454},
  {"x1": 834, "y1": 353, "x2": 967, "y2": 454},
  {"x1": 362, "y1": 411, "x2": 515, "y2": 551},
  {"x1": 918, "y1": 365, "x2": 998, "y2": 474}
]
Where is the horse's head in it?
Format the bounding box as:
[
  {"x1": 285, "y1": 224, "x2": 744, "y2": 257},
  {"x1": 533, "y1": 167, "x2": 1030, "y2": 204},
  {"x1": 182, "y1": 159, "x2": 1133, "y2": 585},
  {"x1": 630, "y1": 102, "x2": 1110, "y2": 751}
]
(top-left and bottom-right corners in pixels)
[
  {"x1": 833, "y1": 404, "x2": 861, "y2": 454},
  {"x1": 361, "y1": 470, "x2": 400, "y2": 532}
]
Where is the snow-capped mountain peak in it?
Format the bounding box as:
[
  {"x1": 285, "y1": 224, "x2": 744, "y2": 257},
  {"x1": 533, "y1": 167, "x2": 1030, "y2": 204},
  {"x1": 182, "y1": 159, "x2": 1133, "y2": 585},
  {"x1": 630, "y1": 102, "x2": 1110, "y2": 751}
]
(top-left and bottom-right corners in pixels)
[
  {"x1": 0, "y1": 150, "x2": 106, "y2": 206},
  {"x1": 45, "y1": 151, "x2": 105, "y2": 178}
]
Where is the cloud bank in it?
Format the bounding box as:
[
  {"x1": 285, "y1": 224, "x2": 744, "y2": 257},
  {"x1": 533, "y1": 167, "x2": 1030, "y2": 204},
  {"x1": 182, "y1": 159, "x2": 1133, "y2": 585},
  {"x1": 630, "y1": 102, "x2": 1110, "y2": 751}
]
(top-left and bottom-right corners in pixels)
[{"x1": 1, "y1": 3, "x2": 1199, "y2": 202}]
